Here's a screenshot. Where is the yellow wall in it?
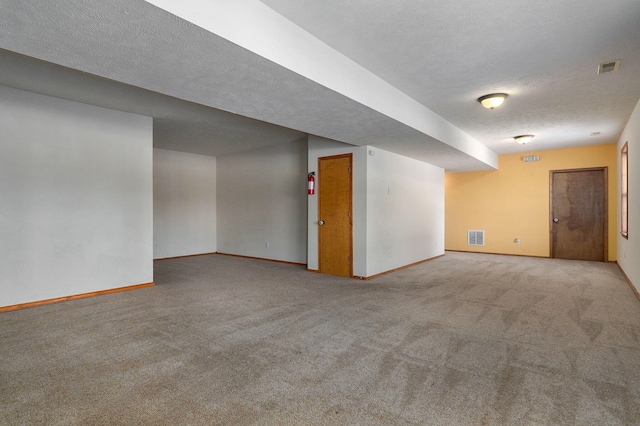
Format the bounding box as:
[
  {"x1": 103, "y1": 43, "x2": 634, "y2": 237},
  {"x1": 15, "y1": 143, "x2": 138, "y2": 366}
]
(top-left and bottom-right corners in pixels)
[{"x1": 445, "y1": 144, "x2": 618, "y2": 260}]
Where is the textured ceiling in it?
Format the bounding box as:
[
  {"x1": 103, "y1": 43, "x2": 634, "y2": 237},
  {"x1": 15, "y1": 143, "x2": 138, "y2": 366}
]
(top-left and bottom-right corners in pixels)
[
  {"x1": 261, "y1": 0, "x2": 640, "y2": 154},
  {"x1": 1, "y1": 0, "x2": 639, "y2": 171},
  {"x1": 0, "y1": 49, "x2": 306, "y2": 156}
]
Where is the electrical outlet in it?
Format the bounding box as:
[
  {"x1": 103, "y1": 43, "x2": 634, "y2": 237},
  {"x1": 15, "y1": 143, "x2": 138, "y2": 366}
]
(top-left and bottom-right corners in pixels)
[{"x1": 266, "y1": 242, "x2": 270, "y2": 248}]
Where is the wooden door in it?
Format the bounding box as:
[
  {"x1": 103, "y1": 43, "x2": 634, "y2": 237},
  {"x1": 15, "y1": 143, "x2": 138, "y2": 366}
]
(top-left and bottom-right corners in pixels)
[
  {"x1": 318, "y1": 154, "x2": 353, "y2": 277},
  {"x1": 550, "y1": 168, "x2": 607, "y2": 261}
]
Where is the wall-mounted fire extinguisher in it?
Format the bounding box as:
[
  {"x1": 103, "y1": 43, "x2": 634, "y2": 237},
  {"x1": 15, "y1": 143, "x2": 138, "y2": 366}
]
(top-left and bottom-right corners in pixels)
[{"x1": 308, "y1": 172, "x2": 316, "y2": 195}]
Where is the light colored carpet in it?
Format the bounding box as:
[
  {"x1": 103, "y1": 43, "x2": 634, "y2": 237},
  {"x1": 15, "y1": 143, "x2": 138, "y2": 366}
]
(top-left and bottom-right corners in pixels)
[{"x1": 1, "y1": 252, "x2": 640, "y2": 425}]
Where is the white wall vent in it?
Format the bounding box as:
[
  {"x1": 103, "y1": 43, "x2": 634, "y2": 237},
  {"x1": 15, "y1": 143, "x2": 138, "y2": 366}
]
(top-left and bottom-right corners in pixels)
[
  {"x1": 598, "y1": 60, "x2": 620, "y2": 74},
  {"x1": 468, "y1": 230, "x2": 485, "y2": 246}
]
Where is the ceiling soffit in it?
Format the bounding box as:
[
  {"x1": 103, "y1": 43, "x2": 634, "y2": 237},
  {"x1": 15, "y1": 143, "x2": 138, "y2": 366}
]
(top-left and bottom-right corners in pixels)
[{"x1": 0, "y1": 0, "x2": 498, "y2": 171}]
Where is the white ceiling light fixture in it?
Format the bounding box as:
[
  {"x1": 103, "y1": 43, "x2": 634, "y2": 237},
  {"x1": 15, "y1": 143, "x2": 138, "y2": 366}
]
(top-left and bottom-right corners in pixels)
[
  {"x1": 514, "y1": 134, "x2": 534, "y2": 145},
  {"x1": 478, "y1": 93, "x2": 508, "y2": 110}
]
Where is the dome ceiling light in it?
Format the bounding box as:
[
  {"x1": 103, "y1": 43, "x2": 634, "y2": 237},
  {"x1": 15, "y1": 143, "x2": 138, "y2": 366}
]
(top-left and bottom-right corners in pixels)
[
  {"x1": 477, "y1": 93, "x2": 508, "y2": 110},
  {"x1": 514, "y1": 135, "x2": 534, "y2": 145}
]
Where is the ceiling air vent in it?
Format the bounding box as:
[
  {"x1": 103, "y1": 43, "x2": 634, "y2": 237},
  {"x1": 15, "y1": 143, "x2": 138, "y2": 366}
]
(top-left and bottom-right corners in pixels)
[
  {"x1": 468, "y1": 230, "x2": 485, "y2": 246},
  {"x1": 598, "y1": 60, "x2": 620, "y2": 74}
]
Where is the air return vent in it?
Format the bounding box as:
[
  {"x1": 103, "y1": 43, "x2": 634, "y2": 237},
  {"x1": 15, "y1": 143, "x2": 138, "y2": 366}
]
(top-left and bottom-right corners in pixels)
[
  {"x1": 468, "y1": 230, "x2": 485, "y2": 246},
  {"x1": 598, "y1": 60, "x2": 620, "y2": 74}
]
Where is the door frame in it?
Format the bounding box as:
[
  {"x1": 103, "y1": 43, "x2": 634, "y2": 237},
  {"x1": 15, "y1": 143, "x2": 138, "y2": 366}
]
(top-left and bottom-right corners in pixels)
[
  {"x1": 318, "y1": 153, "x2": 353, "y2": 277},
  {"x1": 549, "y1": 167, "x2": 608, "y2": 261}
]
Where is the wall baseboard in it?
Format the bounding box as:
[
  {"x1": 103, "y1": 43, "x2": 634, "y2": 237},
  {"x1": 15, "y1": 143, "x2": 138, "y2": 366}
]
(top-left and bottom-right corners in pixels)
[
  {"x1": 617, "y1": 262, "x2": 640, "y2": 302},
  {"x1": 445, "y1": 249, "x2": 549, "y2": 259},
  {"x1": 0, "y1": 282, "x2": 155, "y2": 313},
  {"x1": 354, "y1": 254, "x2": 445, "y2": 280},
  {"x1": 217, "y1": 252, "x2": 306, "y2": 267},
  {"x1": 154, "y1": 252, "x2": 217, "y2": 261}
]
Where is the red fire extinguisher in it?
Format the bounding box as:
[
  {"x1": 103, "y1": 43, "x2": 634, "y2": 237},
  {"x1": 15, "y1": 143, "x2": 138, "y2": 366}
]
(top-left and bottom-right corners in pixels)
[{"x1": 308, "y1": 172, "x2": 316, "y2": 195}]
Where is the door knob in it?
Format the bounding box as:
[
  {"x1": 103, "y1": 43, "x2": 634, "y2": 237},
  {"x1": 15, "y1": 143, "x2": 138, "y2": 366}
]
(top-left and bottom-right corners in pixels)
[
  {"x1": 318, "y1": 220, "x2": 325, "y2": 225},
  {"x1": 553, "y1": 218, "x2": 559, "y2": 223}
]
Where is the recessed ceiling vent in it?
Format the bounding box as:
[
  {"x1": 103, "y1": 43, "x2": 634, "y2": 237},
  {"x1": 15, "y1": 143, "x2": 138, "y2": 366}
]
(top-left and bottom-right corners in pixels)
[
  {"x1": 598, "y1": 60, "x2": 620, "y2": 74},
  {"x1": 468, "y1": 230, "x2": 485, "y2": 246}
]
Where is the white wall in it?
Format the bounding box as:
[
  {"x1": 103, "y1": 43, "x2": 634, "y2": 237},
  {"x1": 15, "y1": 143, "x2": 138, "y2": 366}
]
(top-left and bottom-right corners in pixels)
[
  {"x1": 217, "y1": 139, "x2": 308, "y2": 263},
  {"x1": 0, "y1": 85, "x2": 153, "y2": 307},
  {"x1": 366, "y1": 147, "x2": 445, "y2": 276},
  {"x1": 307, "y1": 135, "x2": 368, "y2": 275},
  {"x1": 618, "y1": 98, "x2": 640, "y2": 293},
  {"x1": 153, "y1": 149, "x2": 216, "y2": 259}
]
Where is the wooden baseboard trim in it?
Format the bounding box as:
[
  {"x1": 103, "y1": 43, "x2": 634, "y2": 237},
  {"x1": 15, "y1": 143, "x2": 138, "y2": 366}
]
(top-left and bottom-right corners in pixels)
[
  {"x1": 355, "y1": 254, "x2": 445, "y2": 280},
  {"x1": 0, "y1": 282, "x2": 155, "y2": 313},
  {"x1": 154, "y1": 252, "x2": 217, "y2": 261},
  {"x1": 217, "y1": 252, "x2": 306, "y2": 267},
  {"x1": 445, "y1": 249, "x2": 549, "y2": 259},
  {"x1": 307, "y1": 269, "x2": 320, "y2": 273},
  {"x1": 617, "y1": 262, "x2": 640, "y2": 302}
]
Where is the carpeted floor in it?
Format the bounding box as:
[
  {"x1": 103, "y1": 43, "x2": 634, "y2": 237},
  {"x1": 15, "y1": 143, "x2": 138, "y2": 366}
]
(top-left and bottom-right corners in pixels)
[{"x1": 1, "y1": 252, "x2": 640, "y2": 425}]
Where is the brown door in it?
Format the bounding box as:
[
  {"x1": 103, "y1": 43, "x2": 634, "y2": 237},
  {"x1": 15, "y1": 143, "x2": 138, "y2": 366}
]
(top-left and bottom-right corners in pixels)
[
  {"x1": 550, "y1": 168, "x2": 607, "y2": 261},
  {"x1": 318, "y1": 154, "x2": 353, "y2": 277}
]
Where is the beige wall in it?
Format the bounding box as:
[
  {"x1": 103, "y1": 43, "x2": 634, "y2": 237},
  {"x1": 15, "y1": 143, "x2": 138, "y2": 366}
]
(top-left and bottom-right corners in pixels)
[{"x1": 446, "y1": 144, "x2": 618, "y2": 260}]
